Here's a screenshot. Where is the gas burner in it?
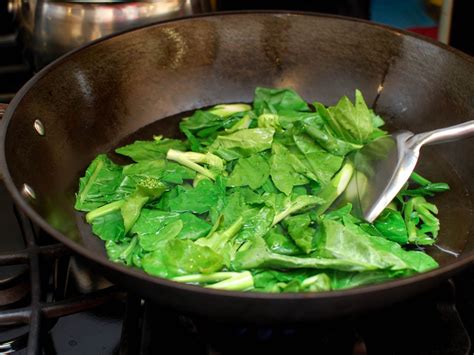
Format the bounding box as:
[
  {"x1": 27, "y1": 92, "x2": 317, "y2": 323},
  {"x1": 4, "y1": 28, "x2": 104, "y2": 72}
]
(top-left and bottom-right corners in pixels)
[{"x1": 130, "y1": 279, "x2": 471, "y2": 355}]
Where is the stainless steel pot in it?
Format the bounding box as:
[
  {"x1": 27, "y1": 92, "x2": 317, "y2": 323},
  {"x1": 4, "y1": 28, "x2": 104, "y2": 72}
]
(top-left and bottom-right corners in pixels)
[{"x1": 9, "y1": 0, "x2": 210, "y2": 69}]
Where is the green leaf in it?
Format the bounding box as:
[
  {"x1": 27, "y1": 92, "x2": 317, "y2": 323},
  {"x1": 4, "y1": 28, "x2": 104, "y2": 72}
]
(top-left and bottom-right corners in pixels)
[
  {"x1": 404, "y1": 196, "x2": 440, "y2": 245},
  {"x1": 142, "y1": 239, "x2": 224, "y2": 278},
  {"x1": 252, "y1": 270, "x2": 307, "y2": 292},
  {"x1": 131, "y1": 209, "x2": 180, "y2": 236},
  {"x1": 253, "y1": 87, "x2": 310, "y2": 115},
  {"x1": 301, "y1": 273, "x2": 332, "y2": 292},
  {"x1": 285, "y1": 213, "x2": 316, "y2": 254},
  {"x1": 400, "y1": 172, "x2": 450, "y2": 197},
  {"x1": 115, "y1": 137, "x2": 187, "y2": 162},
  {"x1": 325, "y1": 90, "x2": 375, "y2": 144},
  {"x1": 238, "y1": 206, "x2": 275, "y2": 244},
  {"x1": 232, "y1": 235, "x2": 376, "y2": 272},
  {"x1": 208, "y1": 104, "x2": 251, "y2": 118},
  {"x1": 228, "y1": 154, "x2": 270, "y2": 190},
  {"x1": 257, "y1": 113, "x2": 282, "y2": 131},
  {"x1": 123, "y1": 160, "x2": 196, "y2": 184},
  {"x1": 180, "y1": 110, "x2": 225, "y2": 135},
  {"x1": 166, "y1": 179, "x2": 226, "y2": 214},
  {"x1": 139, "y1": 220, "x2": 183, "y2": 252},
  {"x1": 91, "y1": 210, "x2": 125, "y2": 241},
  {"x1": 105, "y1": 236, "x2": 139, "y2": 266},
  {"x1": 328, "y1": 269, "x2": 409, "y2": 290},
  {"x1": 225, "y1": 114, "x2": 253, "y2": 133},
  {"x1": 177, "y1": 213, "x2": 212, "y2": 240},
  {"x1": 319, "y1": 203, "x2": 354, "y2": 222},
  {"x1": 303, "y1": 107, "x2": 362, "y2": 156},
  {"x1": 373, "y1": 209, "x2": 408, "y2": 244},
  {"x1": 121, "y1": 193, "x2": 149, "y2": 234},
  {"x1": 221, "y1": 190, "x2": 250, "y2": 227},
  {"x1": 293, "y1": 133, "x2": 344, "y2": 185},
  {"x1": 264, "y1": 227, "x2": 302, "y2": 255},
  {"x1": 208, "y1": 128, "x2": 275, "y2": 161},
  {"x1": 196, "y1": 217, "x2": 244, "y2": 260},
  {"x1": 317, "y1": 219, "x2": 438, "y2": 272},
  {"x1": 120, "y1": 179, "x2": 168, "y2": 233},
  {"x1": 272, "y1": 195, "x2": 324, "y2": 226},
  {"x1": 269, "y1": 143, "x2": 310, "y2": 195},
  {"x1": 75, "y1": 154, "x2": 124, "y2": 211}
]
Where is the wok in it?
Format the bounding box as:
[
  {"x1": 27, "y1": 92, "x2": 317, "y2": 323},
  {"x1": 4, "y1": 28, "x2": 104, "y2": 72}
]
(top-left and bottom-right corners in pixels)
[{"x1": 0, "y1": 12, "x2": 473, "y2": 323}]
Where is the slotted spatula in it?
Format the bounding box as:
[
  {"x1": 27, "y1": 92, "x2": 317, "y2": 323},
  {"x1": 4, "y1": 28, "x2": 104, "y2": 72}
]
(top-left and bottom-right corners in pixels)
[{"x1": 340, "y1": 120, "x2": 474, "y2": 222}]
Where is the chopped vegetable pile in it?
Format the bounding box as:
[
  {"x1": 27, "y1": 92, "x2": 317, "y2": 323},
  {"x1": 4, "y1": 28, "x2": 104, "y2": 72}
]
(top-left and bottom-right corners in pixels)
[{"x1": 75, "y1": 88, "x2": 450, "y2": 293}]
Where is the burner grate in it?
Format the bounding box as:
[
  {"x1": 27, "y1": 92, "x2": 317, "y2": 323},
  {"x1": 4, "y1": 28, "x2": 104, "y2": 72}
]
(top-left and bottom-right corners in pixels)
[{"x1": 0, "y1": 208, "x2": 124, "y2": 354}]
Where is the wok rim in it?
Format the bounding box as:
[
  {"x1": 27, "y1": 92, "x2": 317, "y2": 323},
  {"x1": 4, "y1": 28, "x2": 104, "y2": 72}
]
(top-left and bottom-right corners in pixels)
[{"x1": 0, "y1": 11, "x2": 473, "y2": 301}]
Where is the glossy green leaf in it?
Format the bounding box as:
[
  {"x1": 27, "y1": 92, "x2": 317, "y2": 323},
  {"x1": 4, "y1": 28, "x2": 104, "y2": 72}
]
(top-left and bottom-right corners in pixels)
[
  {"x1": 166, "y1": 179, "x2": 225, "y2": 214},
  {"x1": 177, "y1": 213, "x2": 212, "y2": 240},
  {"x1": 293, "y1": 133, "x2": 344, "y2": 185},
  {"x1": 264, "y1": 227, "x2": 301, "y2": 256},
  {"x1": 123, "y1": 160, "x2": 196, "y2": 184},
  {"x1": 227, "y1": 154, "x2": 270, "y2": 190},
  {"x1": 269, "y1": 143, "x2": 310, "y2": 195},
  {"x1": 91, "y1": 210, "x2": 125, "y2": 241},
  {"x1": 317, "y1": 219, "x2": 438, "y2": 272},
  {"x1": 142, "y1": 239, "x2": 224, "y2": 278},
  {"x1": 75, "y1": 154, "x2": 123, "y2": 211},
  {"x1": 232, "y1": 235, "x2": 378, "y2": 272},
  {"x1": 374, "y1": 208, "x2": 408, "y2": 244},
  {"x1": 105, "y1": 236, "x2": 139, "y2": 266},
  {"x1": 285, "y1": 213, "x2": 315, "y2": 254},
  {"x1": 139, "y1": 220, "x2": 183, "y2": 252},
  {"x1": 253, "y1": 87, "x2": 310, "y2": 115},
  {"x1": 115, "y1": 137, "x2": 187, "y2": 162},
  {"x1": 209, "y1": 128, "x2": 275, "y2": 161}
]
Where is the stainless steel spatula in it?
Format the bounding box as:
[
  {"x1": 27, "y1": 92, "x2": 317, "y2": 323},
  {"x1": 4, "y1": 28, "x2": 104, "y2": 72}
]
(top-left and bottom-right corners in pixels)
[{"x1": 341, "y1": 120, "x2": 474, "y2": 223}]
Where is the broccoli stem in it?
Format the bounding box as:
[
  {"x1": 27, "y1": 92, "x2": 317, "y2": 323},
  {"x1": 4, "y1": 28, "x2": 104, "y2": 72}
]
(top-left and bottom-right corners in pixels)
[
  {"x1": 301, "y1": 273, "x2": 331, "y2": 291},
  {"x1": 410, "y1": 172, "x2": 431, "y2": 186},
  {"x1": 172, "y1": 272, "x2": 242, "y2": 283},
  {"x1": 272, "y1": 196, "x2": 323, "y2": 227},
  {"x1": 208, "y1": 104, "x2": 251, "y2": 118},
  {"x1": 205, "y1": 271, "x2": 254, "y2": 291},
  {"x1": 196, "y1": 216, "x2": 244, "y2": 253},
  {"x1": 172, "y1": 271, "x2": 254, "y2": 291},
  {"x1": 314, "y1": 162, "x2": 354, "y2": 216},
  {"x1": 166, "y1": 149, "x2": 216, "y2": 180},
  {"x1": 176, "y1": 151, "x2": 224, "y2": 170},
  {"x1": 78, "y1": 158, "x2": 104, "y2": 205},
  {"x1": 226, "y1": 114, "x2": 252, "y2": 133},
  {"x1": 120, "y1": 236, "x2": 138, "y2": 262},
  {"x1": 86, "y1": 200, "x2": 124, "y2": 223}
]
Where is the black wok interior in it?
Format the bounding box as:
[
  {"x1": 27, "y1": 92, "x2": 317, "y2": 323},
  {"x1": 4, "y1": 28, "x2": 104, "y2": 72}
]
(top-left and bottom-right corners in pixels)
[{"x1": 1, "y1": 13, "x2": 474, "y2": 323}]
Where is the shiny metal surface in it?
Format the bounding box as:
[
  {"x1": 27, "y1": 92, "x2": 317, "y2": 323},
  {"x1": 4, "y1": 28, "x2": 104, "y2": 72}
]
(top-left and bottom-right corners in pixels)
[
  {"x1": 33, "y1": 119, "x2": 44, "y2": 136},
  {"x1": 349, "y1": 120, "x2": 474, "y2": 222},
  {"x1": 21, "y1": 183, "x2": 36, "y2": 200},
  {"x1": 10, "y1": 0, "x2": 208, "y2": 69}
]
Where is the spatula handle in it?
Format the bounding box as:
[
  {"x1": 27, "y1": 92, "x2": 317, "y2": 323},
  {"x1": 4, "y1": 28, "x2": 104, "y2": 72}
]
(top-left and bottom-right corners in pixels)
[{"x1": 408, "y1": 120, "x2": 474, "y2": 149}]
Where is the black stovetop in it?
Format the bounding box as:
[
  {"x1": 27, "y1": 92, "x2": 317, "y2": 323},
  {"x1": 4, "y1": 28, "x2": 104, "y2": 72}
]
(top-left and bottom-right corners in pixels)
[{"x1": 0, "y1": 9, "x2": 473, "y2": 355}]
